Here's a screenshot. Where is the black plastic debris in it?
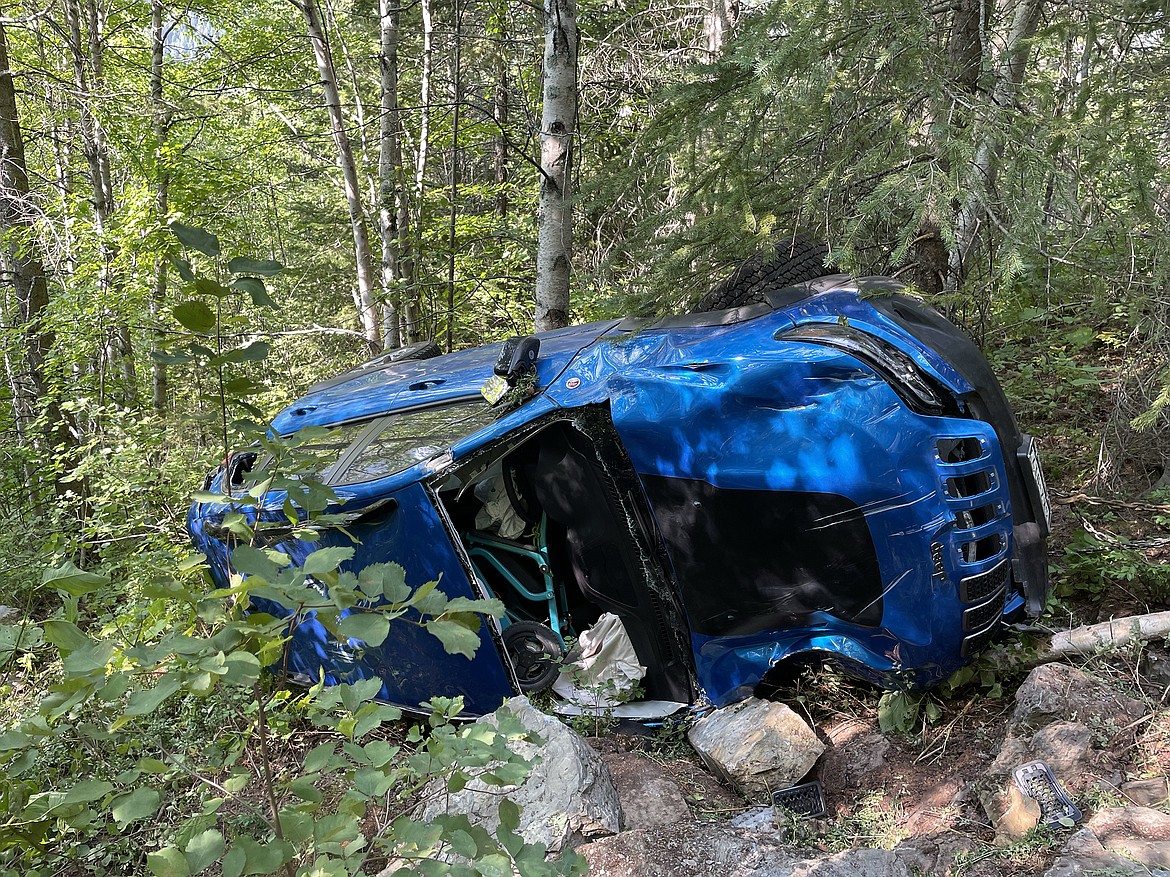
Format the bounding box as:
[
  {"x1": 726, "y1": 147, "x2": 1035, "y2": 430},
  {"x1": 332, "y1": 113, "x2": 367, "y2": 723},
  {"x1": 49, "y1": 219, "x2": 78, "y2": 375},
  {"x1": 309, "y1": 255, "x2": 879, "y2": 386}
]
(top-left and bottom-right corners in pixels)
[
  {"x1": 1012, "y1": 760, "x2": 1082, "y2": 827},
  {"x1": 772, "y1": 781, "x2": 828, "y2": 819}
]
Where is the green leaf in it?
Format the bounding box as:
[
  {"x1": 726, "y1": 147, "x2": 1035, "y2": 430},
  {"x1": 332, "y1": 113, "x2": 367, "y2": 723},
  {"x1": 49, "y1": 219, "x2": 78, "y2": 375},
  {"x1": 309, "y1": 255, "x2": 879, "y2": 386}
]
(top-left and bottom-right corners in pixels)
[
  {"x1": 121, "y1": 673, "x2": 182, "y2": 717},
  {"x1": 357, "y1": 563, "x2": 410, "y2": 603},
  {"x1": 173, "y1": 301, "x2": 216, "y2": 334},
  {"x1": 168, "y1": 255, "x2": 196, "y2": 282},
  {"x1": 498, "y1": 798, "x2": 520, "y2": 832},
  {"x1": 62, "y1": 779, "x2": 114, "y2": 806},
  {"x1": 195, "y1": 277, "x2": 234, "y2": 298},
  {"x1": 235, "y1": 837, "x2": 293, "y2": 875},
  {"x1": 424, "y1": 619, "x2": 483, "y2": 659},
  {"x1": 42, "y1": 560, "x2": 110, "y2": 596},
  {"x1": 222, "y1": 651, "x2": 261, "y2": 686},
  {"x1": 42, "y1": 619, "x2": 91, "y2": 653},
  {"x1": 303, "y1": 547, "x2": 354, "y2": 576},
  {"x1": 229, "y1": 276, "x2": 277, "y2": 308},
  {"x1": 184, "y1": 829, "x2": 225, "y2": 874},
  {"x1": 303, "y1": 742, "x2": 337, "y2": 774},
  {"x1": 218, "y1": 341, "x2": 270, "y2": 364},
  {"x1": 286, "y1": 775, "x2": 322, "y2": 803},
  {"x1": 337, "y1": 612, "x2": 391, "y2": 646},
  {"x1": 231, "y1": 545, "x2": 282, "y2": 580},
  {"x1": 223, "y1": 376, "x2": 264, "y2": 396},
  {"x1": 111, "y1": 787, "x2": 160, "y2": 826},
  {"x1": 138, "y1": 757, "x2": 171, "y2": 774},
  {"x1": 228, "y1": 256, "x2": 284, "y2": 276},
  {"x1": 170, "y1": 222, "x2": 220, "y2": 258},
  {"x1": 148, "y1": 846, "x2": 191, "y2": 877},
  {"x1": 221, "y1": 846, "x2": 246, "y2": 877}
]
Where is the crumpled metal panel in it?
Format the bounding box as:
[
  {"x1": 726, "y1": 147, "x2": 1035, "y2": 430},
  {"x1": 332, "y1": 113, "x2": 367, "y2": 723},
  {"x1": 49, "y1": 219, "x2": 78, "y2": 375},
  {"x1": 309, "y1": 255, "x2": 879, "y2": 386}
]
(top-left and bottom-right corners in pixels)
[{"x1": 543, "y1": 297, "x2": 1014, "y2": 705}]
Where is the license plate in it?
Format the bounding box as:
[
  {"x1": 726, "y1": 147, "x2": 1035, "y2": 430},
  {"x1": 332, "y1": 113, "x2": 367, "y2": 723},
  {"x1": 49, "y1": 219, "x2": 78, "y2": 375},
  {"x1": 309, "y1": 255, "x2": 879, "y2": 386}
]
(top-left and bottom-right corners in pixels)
[{"x1": 1021, "y1": 437, "x2": 1052, "y2": 533}]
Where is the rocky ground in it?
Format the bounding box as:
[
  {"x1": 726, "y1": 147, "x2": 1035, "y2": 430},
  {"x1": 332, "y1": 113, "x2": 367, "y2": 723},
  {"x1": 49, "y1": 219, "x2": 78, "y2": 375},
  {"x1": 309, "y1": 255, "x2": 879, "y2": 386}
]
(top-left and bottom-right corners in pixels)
[
  {"x1": 394, "y1": 645, "x2": 1170, "y2": 877},
  {"x1": 579, "y1": 654, "x2": 1170, "y2": 877}
]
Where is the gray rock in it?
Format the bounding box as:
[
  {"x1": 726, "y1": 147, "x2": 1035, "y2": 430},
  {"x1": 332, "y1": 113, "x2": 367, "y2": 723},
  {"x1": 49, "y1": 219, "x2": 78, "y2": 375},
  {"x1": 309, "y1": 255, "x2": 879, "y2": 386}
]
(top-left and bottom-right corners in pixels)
[
  {"x1": 0, "y1": 606, "x2": 19, "y2": 624},
  {"x1": 843, "y1": 733, "x2": 890, "y2": 785},
  {"x1": 579, "y1": 822, "x2": 935, "y2": 877},
  {"x1": 1121, "y1": 776, "x2": 1170, "y2": 807},
  {"x1": 688, "y1": 698, "x2": 825, "y2": 801},
  {"x1": 1087, "y1": 806, "x2": 1170, "y2": 867},
  {"x1": 1043, "y1": 828, "x2": 1150, "y2": 877},
  {"x1": 728, "y1": 806, "x2": 776, "y2": 832},
  {"x1": 601, "y1": 750, "x2": 691, "y2": 830},
  {"x1": 413, "y1": 696, "x2": 621, "y2": 853},
  {"x1": 1010, "y1": 663, "x2": 1146, "y2": 735}
]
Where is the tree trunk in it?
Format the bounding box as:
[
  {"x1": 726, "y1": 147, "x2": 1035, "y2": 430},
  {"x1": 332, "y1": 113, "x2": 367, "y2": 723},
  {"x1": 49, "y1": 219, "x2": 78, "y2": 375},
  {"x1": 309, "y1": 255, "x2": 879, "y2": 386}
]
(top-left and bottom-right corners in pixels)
[
  {"x1": 65, "y1": 0, "x2": 139, "y2": 405},
  {"x1": 445, "y1": 0, "x2": 462, "y2": 353},
  {"x1": 493, "y1": 0, "x2": 509, "y2": 218},
  {"x1": 0, "y1": 18, "x2": 76, "y2": 500},
  {"x1": 534, "y1": 0, "x2": 578, "y2": 333},
  {"x1": 704, "y1": 0, "x2": 740, "y2": 56},
  {"x1": 150, "y1": 0, "x2": 170, "y2": 412},
  {"x1": 945, "y1": 0, "x2": 1045, "y2": 291},
  {"x1": 406, "y1": 0, "x2": 434, "y2": 343},
  {"x1": 378, "y1": 0, "x2": 409, "y2": 349},
  {"x1": 293, "y1": 0, "x2": 382, "y2": 351}
]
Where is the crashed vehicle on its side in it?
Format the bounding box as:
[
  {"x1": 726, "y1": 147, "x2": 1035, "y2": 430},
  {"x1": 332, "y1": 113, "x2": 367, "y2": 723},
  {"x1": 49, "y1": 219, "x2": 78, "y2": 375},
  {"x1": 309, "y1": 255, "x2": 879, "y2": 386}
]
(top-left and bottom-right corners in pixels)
[{"x1": 189, "y1": 247, "x2": 1051, "y2": 717}]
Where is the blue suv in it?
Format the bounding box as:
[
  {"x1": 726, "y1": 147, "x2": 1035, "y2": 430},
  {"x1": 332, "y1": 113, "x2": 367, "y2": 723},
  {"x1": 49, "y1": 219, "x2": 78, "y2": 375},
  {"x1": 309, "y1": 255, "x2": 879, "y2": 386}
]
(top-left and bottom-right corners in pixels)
[{"x1": 189, "y1": 272, "x2": 1050, "y2": 716}]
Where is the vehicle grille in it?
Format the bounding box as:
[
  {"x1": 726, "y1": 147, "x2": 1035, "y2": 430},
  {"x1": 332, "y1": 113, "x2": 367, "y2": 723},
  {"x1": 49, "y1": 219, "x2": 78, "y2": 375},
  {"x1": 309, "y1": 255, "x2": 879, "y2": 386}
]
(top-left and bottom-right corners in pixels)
[
  {"x1": 963, "y1": 593, "x2": 1004, "y2": 632},
  {"x1": 959, "y1": 561, "x2": 1009, "y2": 603},
  {"x1": 961, "y1": 624, "x2": 998, "y2": 658}
]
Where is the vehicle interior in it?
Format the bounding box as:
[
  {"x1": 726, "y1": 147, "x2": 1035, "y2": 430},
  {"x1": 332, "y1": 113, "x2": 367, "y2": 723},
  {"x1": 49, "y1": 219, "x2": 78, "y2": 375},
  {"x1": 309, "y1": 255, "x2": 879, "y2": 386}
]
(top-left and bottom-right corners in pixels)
[{"x1": 433, "y1": 409, "x2": 695, "y2": 705}]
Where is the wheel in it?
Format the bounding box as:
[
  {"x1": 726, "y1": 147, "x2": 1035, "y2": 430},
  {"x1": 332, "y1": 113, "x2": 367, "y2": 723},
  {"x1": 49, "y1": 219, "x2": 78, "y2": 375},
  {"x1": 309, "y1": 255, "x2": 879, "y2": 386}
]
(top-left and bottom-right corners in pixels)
[
  {"x1": 363, "y1": 339, "x2": 441, "y2": 369},
  {"x1": 502, "y1": 621, "x2": 563, "y2": 693},
  {"x1": 696, "y1": 233, "x2": 832, "y2": 312}
]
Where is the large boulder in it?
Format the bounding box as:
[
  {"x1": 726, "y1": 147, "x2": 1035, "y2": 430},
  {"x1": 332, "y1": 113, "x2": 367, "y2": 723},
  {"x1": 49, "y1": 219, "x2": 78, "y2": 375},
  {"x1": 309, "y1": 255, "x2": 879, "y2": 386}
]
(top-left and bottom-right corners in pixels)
[
  {"x1": 687, "y1": 698, "x2": 824, "y2": 801},
  {"x1": 413, "y1": 696, "x2": 622, "y2": 853},
  {"x1": 1085, "y1": 806, "x2": 1170, "y2": 867}
]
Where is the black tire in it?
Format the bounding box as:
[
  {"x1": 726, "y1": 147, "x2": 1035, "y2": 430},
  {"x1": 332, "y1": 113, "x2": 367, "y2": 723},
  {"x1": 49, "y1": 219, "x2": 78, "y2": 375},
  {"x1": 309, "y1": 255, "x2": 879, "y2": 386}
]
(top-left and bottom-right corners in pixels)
[
  {"x1": 368, "y1": 339, "x2": 441, "y2": 367},
  {"x1": 696, "y1": 234, "x2": 832, "y2": 312},
  {"x1": 502, "y1": 621, "x2": 562, "y2": 693}
]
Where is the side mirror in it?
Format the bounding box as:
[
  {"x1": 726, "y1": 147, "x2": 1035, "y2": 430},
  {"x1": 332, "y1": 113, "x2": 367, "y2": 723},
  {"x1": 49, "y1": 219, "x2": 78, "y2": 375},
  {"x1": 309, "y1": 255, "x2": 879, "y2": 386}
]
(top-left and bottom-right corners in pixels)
[{"x1": 494, "y1": 336, "x2": 540, "y2": 383}]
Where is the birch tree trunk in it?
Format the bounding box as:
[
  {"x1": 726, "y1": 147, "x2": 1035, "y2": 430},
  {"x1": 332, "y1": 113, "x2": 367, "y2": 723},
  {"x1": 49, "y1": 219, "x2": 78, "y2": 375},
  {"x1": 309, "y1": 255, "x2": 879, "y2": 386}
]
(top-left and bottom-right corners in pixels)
[
  {"x1": 945, "y1": 0, "x2": 1045, "y2": 291},
  {"x1": 64, "y1": 0, "x2": 138, "y2": 404},
  {"x1": 445, "y1": 0, "x2": 462, "y2": 353},
  {"x1": 293, "y1": 0, "x2": 382, "y2": 351},
  {"x1": 406, "y1": 0, "x2": 434, "y2": 343},
  {"x1": 493, "y1": 0, "x2": 509, "y2": 218},
  {"x1": 534, "y1": 0, "x2": 578, "y2": 333},
  {"x1": 378, "y1": 0, "x2": 409, "y2": 349}
]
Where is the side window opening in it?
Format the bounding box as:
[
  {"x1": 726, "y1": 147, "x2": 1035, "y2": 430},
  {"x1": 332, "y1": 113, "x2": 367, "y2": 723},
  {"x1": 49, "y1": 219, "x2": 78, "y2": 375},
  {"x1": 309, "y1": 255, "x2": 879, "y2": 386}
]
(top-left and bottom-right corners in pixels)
[{"x1": 435, "y1": 414, "x2": 694, "y2": 705}]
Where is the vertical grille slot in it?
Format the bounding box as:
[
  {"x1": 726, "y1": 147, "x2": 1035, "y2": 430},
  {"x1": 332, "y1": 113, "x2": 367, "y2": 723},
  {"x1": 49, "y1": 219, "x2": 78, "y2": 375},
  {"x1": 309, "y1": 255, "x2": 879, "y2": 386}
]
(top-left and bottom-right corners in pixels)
[
  {"x1": 946, "y1": 471, "x2": 992, "y2": 498},
  {"x1": 937, "y1": 437, "x2": 984, "y2": 463}
]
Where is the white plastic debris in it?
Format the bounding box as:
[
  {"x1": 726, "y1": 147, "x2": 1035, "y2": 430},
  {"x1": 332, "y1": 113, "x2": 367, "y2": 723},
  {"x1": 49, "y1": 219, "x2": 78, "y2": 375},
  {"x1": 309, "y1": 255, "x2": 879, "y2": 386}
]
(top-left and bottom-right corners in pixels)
[{"x1": 553, "y1": 613, "x2": 647, "y2": 708}]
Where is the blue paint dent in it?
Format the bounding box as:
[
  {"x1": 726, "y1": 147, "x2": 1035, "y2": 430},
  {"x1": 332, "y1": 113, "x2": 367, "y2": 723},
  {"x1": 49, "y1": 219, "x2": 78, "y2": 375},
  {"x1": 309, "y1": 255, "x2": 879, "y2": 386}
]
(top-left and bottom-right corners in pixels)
[{"x1": 272, "y1": 320, "x2": 619, "y2": 434}]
